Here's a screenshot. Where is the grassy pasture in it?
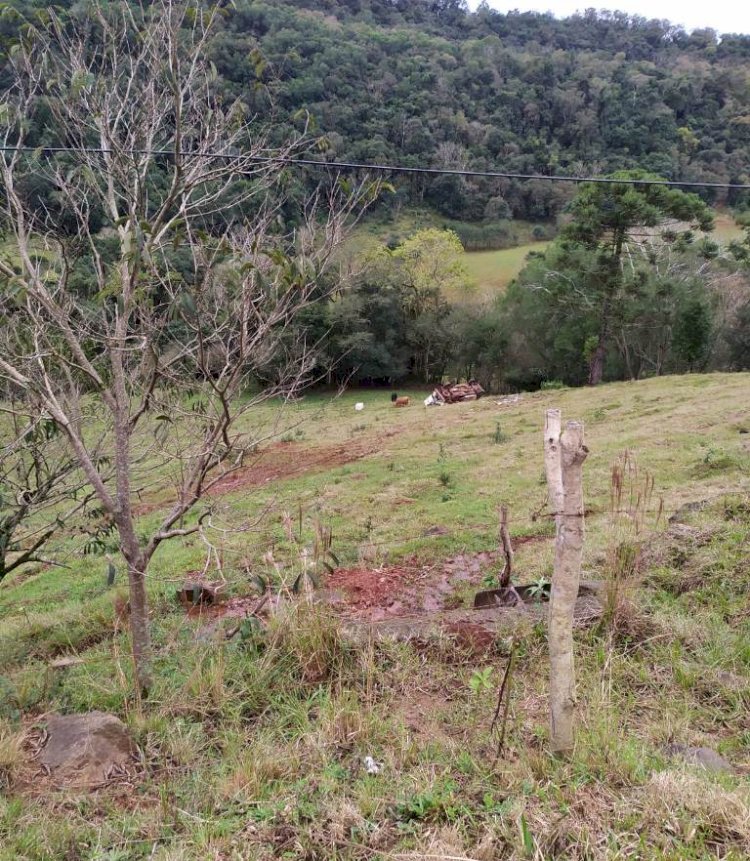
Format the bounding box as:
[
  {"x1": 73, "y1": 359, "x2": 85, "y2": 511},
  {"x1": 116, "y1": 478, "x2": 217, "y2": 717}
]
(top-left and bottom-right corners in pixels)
[
  {"x1": 460, "y1": 241, "x2": 549, "y2": 301},
  {"x1": 1, "y1": 373, "x2": 750, "y2": 859},
  {"x1": 713, "y1": 211, "x2": 745, "y2": 244},
  {"x1": 342, "y1": 208, "x2": 744, "y2": 306}
]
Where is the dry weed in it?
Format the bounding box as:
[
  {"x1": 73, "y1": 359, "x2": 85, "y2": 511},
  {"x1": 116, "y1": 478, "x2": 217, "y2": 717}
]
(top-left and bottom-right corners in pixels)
[
  {"x1": 641, "y1": 771, "x2": 750, "y2": 849},
  {"x1": 0, "y1": 723, "x2": 24, "y2": 789}
]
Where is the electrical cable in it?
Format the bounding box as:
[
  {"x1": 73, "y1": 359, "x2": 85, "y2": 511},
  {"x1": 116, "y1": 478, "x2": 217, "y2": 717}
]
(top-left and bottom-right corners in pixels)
[{"x1": 0, "y1": 144, "x2": 748, "y2": 190}]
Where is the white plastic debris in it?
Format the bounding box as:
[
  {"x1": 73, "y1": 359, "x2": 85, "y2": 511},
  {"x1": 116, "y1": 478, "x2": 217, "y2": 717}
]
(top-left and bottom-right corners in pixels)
[
  {"x1": 355, "y1": 402, "x2": 364, "y2": 411},
  {"x1": 363, "y1": 755, "x2": 381, "y2": 775},
  {"x1": 496, "y1": 394, "x2": 523, "y2": 407}
]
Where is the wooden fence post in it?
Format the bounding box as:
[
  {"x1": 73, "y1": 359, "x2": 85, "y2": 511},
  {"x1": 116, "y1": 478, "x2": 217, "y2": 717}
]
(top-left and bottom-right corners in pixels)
[
  {"x1": 498, "y1": 505, "x2": 513, "y2": 588},
  {"x1": 545, "y1": 415, "x2": 588, "y2": 755},
  {"x1": 544, "y1": 409, "x2": 563, "y2": 529}
]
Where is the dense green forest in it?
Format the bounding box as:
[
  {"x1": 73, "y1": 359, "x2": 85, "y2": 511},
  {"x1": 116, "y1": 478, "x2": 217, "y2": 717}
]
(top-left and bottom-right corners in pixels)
[
  {"x1": 4, "y1": 0, "x2": 750, "y2": 224},
  {"x1": 209, "y1": 0, "x2": 750, "y2": 223}
]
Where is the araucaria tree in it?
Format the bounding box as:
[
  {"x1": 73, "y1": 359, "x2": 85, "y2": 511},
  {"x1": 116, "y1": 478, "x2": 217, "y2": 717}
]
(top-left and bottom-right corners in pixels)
[
  {"x1": 509, "y1": 171, "x2": 715, "y2": 386},
  {"x1": 0, "y1": 1, "x2": 372, "y2": 695},
  {"x1": 563, "y1": 172, "x2": 714, "y2": 385}
]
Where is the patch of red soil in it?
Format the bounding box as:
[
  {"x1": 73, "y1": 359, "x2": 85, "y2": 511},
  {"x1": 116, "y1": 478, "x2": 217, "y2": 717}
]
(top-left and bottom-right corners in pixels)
[
  {"x1": 443, "y1": 620, "x2": 498, "y2": 652},
  {"x1": 208, "y1": 436, "x2": 385, "y2": 496},
  {"x1": 326, "y1": 550, "x2": 506, "y2": 622},
  {"x1": 134, "y1": 435, "x2": 390, "y2": 516},
  {"x1": 326, "y1": 564, "x2": 422, "y2": 620}
]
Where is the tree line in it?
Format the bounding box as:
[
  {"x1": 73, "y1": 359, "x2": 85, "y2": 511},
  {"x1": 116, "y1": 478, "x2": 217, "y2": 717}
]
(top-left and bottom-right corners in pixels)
[
  {"x1": 213, "y1": 0, "x2": 750, "y2": 226},
  {"x1": 2, "y1": 0, "x2": 749, "y2": 235},
  {"x1": 285, "y1": 180, "x2": 750, "y2": 391}
]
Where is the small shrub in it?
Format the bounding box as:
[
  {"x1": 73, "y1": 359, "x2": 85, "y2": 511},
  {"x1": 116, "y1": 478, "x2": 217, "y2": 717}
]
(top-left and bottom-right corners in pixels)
[
  {"x1": 492, "y1": 422, "x2": 507, "y2": 444},
  {"x1": 540, "y1": 379, "x2": 566, "y2": 390},
  {"x1": 602, "y1": 450, "x2": 662, "y2": 638},
  {"x1": 723, "y1": 496, "x2": 750, "y2": 522},
  {"x1": 468, "y1": 666, "x2": 494, "y2": 694},
  {"x1": 693, "y1": 447, "x2": 739, "y2": 476},
  {"x1": 0, "y1": 724, "x2": 23, "y2": 791},
  {"x1": 394, "y1": 778, "x2": 467, "y2": 824},
  {"x1": 268, "y1": 604, "x2": 351, "y2": 685}
]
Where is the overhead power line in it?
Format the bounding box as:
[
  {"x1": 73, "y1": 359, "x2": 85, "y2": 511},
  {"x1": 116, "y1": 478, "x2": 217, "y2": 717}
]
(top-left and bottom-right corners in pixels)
[{"x1": 0, "y1": 144, "x2": 749, "y2": 190}]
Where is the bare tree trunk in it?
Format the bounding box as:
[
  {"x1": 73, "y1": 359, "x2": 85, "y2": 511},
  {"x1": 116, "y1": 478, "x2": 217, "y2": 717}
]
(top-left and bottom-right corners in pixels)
[
  {"x1": 588, "y1": 294, "x2": 612, "y2": 386},
  {"x1": 547, "y1": 419, "x2": 588, "y2": 755},
  {"x1": 588, "y1": 336, "x2": 607, "y2": 386},
  {"x1": 126, "y1": 557, "x2": 153, "y2": 697}
]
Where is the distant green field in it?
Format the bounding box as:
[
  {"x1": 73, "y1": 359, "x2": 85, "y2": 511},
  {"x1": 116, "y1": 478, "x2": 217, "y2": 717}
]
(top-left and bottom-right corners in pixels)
[
  {"x1": 343, "y1": 209, "x2": 546, "y2": 260},
  {"x1": 713, "y1": 211, "x2": 744, "y2": 243},
  {"x1": 459, "y1": 210, "x2": 744, "y2": 303},
  {"x1": 461, "y1": 241, "x2": 549, "y2": 301},
  {"x1": 344, "y1": 208, "x2": 744, "y2": 306}
]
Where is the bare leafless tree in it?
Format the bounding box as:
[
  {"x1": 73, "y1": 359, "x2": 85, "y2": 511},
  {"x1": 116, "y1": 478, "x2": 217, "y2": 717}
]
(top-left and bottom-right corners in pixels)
[
  {"x1": 0, "y1": 1, "x2": 374, "y2": 695},
  {"x1": 0, "y1": 406, "x2": 99, "y2": 581}
]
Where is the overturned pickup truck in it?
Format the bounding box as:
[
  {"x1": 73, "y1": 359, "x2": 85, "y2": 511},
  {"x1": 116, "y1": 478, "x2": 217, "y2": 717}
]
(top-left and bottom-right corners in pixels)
[{"x1": 425, "y1": 380, "x2": 485, "y2": 405}]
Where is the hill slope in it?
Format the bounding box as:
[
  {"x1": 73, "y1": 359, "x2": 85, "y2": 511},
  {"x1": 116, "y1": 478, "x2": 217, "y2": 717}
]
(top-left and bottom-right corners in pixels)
[
  {"x1": 209, "y1": 0, "x2": 750, "y2": 222},
  {"x1": 1, "y1": 373, "x2": 749, "y2": 859}
]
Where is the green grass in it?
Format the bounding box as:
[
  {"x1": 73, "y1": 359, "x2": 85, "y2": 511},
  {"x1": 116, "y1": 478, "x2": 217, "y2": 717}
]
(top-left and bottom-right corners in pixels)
[
  {"x1": 713, "y1": 211, "x2": 744, "y2": 244},
  {"x1": 343, "y1": 208, "x2": 743, "y2": 307},
  {"x1": 462, "y1": 241, "x2": 549, "y2": 300},
  {"x1": 2, "y1": 374, "x2": 750, "y2": 859},
  {"x1": 346, "y1": 208, "x2": 545, "y2": 249}
]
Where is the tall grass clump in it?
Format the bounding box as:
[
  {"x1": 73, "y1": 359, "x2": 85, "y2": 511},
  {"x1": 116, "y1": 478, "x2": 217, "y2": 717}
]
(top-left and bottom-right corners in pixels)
[{"x1": 603, "y1": 450, "x2": 663, "y2": 639}]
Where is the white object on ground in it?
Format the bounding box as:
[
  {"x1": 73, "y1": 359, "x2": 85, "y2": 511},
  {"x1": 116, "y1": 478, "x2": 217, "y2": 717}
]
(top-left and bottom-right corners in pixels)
[
  {"x1": 355, "y1": 402, "x2": 364, "y2": 411},
  {"x1": 496, "y1": 394, "x2": 523, "y2": 407},
  {"x1": 424, "y1": 395, "x2": 438, "y2": 406},
  {"x1": 363, "y1": 755, "x2": 381, "y2": 775}
]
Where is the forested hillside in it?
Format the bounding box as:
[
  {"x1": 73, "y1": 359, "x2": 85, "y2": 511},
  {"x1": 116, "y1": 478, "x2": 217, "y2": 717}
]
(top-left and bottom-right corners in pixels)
[
  {"x1": 209, "y1": 0, "x2": 750, "y2": 221},
  {"x1": 3, "y1": 0, "x2": 750, "y2": 224}
]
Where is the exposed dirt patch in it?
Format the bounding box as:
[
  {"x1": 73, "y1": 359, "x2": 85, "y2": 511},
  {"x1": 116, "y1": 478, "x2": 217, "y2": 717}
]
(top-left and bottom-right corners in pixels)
[
  {"x1": 325, "y1": 549, "x2": 562, "y2": 621},
  {"x1": 325, "y1": 546, "x2": 602, "y2": 646},
  {"x1": 134, "y1": 434, "x2": 392, "y2": 516},
  {"x1": 442, "y1": 620, "x2": 498, "y2": 652},
  {"x1": 208, "y1": 436, "x2": 385, "y2": 496},
  {"x1": 325, "y1": 552, "x2": 486, "y2": 622},
  {"x1": 185, "y1": 537, "x2": 600, "y2": 651},
  {"x1": 397, "y1": 690, "x2": 456, "y2": 743}
]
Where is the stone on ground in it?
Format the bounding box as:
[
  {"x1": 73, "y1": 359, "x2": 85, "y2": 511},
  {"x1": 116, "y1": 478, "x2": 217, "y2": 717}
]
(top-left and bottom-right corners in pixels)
[
  {"x1": 666, "y1": 744, "x2": 734, "y2": 773},
  {"x1": 39, "y1": 711, "x2": 138, "y2": 787}
]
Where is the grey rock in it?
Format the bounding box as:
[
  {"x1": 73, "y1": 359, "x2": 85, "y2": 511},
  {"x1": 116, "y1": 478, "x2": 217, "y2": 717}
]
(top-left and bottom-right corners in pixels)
[
  {"x1": 39, "y1": 711, "x2": 138, "y2": 786},
  {"x1": 665, "y1": 744, "x2": 734, "y2": 773}
]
